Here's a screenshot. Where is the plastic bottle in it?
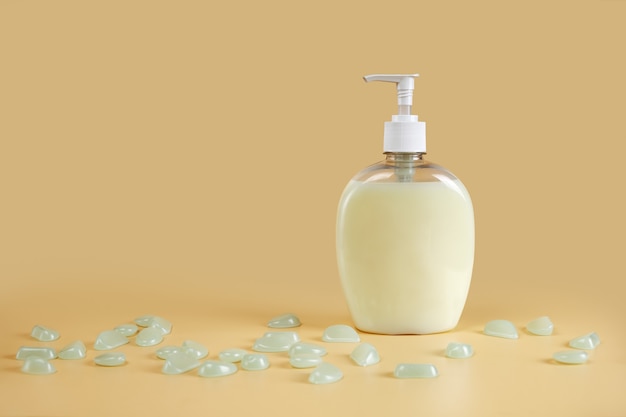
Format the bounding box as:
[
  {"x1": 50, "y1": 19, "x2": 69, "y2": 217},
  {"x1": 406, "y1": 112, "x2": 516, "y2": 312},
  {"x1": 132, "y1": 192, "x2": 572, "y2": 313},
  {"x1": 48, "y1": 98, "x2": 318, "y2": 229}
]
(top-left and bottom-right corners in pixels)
[{"x1": 336, "y1": 74, "x2": 475, "y2": 335}]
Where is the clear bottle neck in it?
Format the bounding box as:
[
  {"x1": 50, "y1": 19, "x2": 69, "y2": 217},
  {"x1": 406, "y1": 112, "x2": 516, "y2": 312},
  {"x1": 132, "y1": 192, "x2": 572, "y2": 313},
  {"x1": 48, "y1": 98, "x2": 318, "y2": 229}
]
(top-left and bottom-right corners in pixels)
[
  {"x1": 384, "y1": 152, "x2": 425, "y2": 165},
  {"x1": 383, "y1": 153, "x2": 426, "y2": 182}
]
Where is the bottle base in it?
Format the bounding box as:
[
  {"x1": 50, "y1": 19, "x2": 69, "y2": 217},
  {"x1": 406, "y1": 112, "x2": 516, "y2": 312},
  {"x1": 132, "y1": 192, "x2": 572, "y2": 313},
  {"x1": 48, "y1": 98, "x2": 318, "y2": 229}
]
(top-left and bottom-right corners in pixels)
[{"x1": 354, "y1": 323, "x2": 458, "y2": 336}]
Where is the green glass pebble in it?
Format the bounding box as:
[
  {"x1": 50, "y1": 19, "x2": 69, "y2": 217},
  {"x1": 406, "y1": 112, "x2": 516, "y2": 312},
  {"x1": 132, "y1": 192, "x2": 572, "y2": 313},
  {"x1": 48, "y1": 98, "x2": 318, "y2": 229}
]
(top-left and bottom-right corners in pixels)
[
  {"x1": 290, "y1": 353, "x2": 323, "y2": 369},
  {"x1": 218, "y1": 348, "x2": 248, "y2": 363},
  {"x1": 156, "y1": 346, "x2": 182, "y2": 359},
  {"x1": 241, "y1": 353, "x2": 270, "y2": 371},
  {"x1": 309, "y1": 363, "x2": 343, "y2": 384},
  {"x1": 350, "y1": 343, "x2": 380, "y2": 367},
  {"x1": 182, "y1": 340, "x2": 209, "y2": 360},
  {"x1": 526, "y1": 316, "x2": 554, "y2": 336},
  {"x1": 58, "y1": 341, "x2": 87, "y2": 360},
  {"x1": 149, "y1": 316, "x2": 173, "y2": 335},
  {"x1": 94, "y1": 330, "x2": 129, "y2": 350},
  {"x1": 253, "y1": 331, "x2": 300, "y2": 352},
  {"x1": 267, "y1": 313, "x2": 302, "y2": 328},
  {"x1": 30, "y1": 325, "x2": 60, "y2": 342},
  {"x1": 484, "y1": 320, "x2": 519, "y2": 339},
  {"x1": 21, "y1": 357, "x2": 56, "y2": 375},
  {"x1": 162, "y1": 351, "x2": 201, "y2": 374},
  {"x1": 198, "y1": 360, "x2": 238, "y2": 378},
  {"x1": 114, "y1": 324, "x2": 139, "y2": 337},
  {"x1": 94, "y1": 352, "x2": 126, "y2": 367},
  {"x1": 288, "y1": 342, "x2": 327, "y2": 357},
  {"x1": 136, "y1": 327, "x2": 164, "y2": 347},
  {"x1": 16, "y1": 346, "x2": 57, "y2": 361},
  {"x1": 445, "y1": 342, "x2": 474, "y2": 359},
  {"x1": 134, "y1": 315, "x2": 155, "y2": 327},
  {"x1": 322, "y1": 324, "x2": 360, "y2": 343},
  {"x1": 553, "y1": 350, "x2": 589, "y2": 364},
  {"x1": 569, "y1": 332, "x2": 600, "y2": 350},
  {"x1": 394, "y1": 363, "x2": 439, "y2": 379}
]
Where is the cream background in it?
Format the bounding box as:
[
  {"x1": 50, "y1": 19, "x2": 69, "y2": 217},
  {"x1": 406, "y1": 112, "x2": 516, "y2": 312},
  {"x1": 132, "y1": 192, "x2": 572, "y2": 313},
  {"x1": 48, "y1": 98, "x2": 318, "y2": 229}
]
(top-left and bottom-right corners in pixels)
[{"x1": 1, "y1": 1, "x2": 625, "y2": 416}]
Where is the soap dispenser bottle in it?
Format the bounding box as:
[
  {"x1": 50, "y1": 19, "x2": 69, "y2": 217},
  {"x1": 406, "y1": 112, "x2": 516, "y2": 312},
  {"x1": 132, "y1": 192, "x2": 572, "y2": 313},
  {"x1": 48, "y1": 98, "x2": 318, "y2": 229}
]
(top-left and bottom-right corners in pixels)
[{"x1": 336, "y1": 74, "x2": 475, "y2": 335}]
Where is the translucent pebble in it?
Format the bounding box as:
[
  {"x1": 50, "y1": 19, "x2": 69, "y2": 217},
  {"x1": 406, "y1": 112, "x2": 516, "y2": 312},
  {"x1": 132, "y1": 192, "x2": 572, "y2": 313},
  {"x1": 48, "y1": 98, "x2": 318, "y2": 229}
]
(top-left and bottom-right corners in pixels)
[
  {"x1": 394, "y1": 363, "x2": 439, "y2": 378},
  {"x1": 136, "y1": 327, "x2": 164, "y2": 347},
  {"x1": 162, "y1": 351, "x2": 201, "y2": 374},
  {"x1": 290, "y1": 353, "x2": 323, "y2": 369},
  {"x1": 350, "y1": 343, "x2": 380, "y2": 367},
  {"x1": 114, "y1": 324, "x2": 139, "y2": 337},
  {"x1": 58, "y1": 341, "x2": 87, "y2": 360},
  {"x1": 241, "y1": 353, "x2": 270, "y2": 371},
  {"x1": 148, "y1": 316, "x2": 173, "y2": 335},
  {"x1": 526, "y1": 316, "x2": 554, "y2": 336},
  {"x1": 308, "y1": 363, "x2": 343, "y2": 384},
  {"x1": 484, "y1": 320, "x2": 519, "y2": 339},
  {"x1": 322, "y1": 324, "x2": 360, "y2": 343},
  {"x1": 553, "y1": 350, "x2": 589, "y2": 364},
  {"x1": 252, "y1": 331, "x2": 301, "y2": 352},
  {"x1": 156, "y1": 345, "x2": 183, "y2": 359},
  {"x1": 445, "y1": 342, "x2": 474, "y2": 359},
  {"x1": 21, "y1": 357, "x2": 56, "y2": 375},
  {"x1": 94, "y1": 352, "x2": 126, "y2": 367},
  {"x1": 569, "y1": 332, "x2": 601, "y2": 350},
  {"x1": 267, "y1": 313, "x2": 302, "y2": 328},
  {"x1": 94, "y1": 330, "x2": 129, "y2": 350},
  {"x1": 182, "y1": 340, "x2": 209, "y2": 359},
  {"x1": 16, "y1": 346, "x2": 57, "y2": 361},
  {"x1": 30, "y1": 325, "x2": 60, "y2": 342},
  {"x1": 288, "y1": 342, "x2": 327, "y2": 358},
  {"x1": 198, "y1": 360, "x2": 238, "y2": 378},
  {"x1": 218, "y1": 348, "x2": 248, "y2": 363},
  {"x1": 134, "y1": 315, "x2": 155, "y2": 327}
]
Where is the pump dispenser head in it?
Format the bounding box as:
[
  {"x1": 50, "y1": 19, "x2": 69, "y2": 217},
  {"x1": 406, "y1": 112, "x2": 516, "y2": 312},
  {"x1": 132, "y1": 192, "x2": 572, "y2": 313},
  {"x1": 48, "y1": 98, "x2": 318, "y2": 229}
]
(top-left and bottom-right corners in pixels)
[{"x1": 364, "y1": 73, "x2": 426, "y2": 153}]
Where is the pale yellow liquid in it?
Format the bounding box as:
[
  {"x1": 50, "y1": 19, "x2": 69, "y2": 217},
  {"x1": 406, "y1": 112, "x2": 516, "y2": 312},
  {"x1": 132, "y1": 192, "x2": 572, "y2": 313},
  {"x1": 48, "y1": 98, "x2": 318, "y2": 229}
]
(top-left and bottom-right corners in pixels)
[{"x1": 337, "y1": 179, "x2": 474, "y2": 334}]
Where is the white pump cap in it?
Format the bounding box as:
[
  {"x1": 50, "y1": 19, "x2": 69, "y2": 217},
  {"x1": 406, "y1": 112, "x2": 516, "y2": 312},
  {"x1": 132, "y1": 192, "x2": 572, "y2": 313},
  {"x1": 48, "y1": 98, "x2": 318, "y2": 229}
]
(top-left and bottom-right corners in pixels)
[{"x1": 363, "y1": 73, "x2": 426, "y2": 153}]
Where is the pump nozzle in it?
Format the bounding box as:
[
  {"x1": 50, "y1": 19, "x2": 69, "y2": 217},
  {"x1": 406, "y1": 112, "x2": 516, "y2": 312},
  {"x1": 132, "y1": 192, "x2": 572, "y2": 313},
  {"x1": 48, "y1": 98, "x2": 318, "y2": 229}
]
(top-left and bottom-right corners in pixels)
[
  {"x1": 363, "y1": 74, "x2": 419, "y2": 114},
  {"x1": 363, "y1": 73, "x2": 425, "y2": 153}
]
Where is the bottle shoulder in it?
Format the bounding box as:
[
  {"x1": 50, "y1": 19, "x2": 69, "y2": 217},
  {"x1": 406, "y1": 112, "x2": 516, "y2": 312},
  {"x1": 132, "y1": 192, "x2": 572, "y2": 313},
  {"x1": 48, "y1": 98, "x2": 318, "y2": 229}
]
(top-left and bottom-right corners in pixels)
[
  {"x1": 339, "y1": 159, "x2": 473, "y2": 211},
  {"x1": 351, "y1": 159, "x2": 459, "y2": 184}
]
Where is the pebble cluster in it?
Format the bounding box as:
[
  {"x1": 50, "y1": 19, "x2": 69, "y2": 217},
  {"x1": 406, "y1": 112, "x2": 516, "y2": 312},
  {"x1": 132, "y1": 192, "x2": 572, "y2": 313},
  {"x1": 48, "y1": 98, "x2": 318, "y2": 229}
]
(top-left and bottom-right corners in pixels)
[
  {"x1": 15, "y1": 314, "x2": 600, "y2": 380},
  {"x1": 483, "y1": 316, "x2": 600, "y2": 364}
]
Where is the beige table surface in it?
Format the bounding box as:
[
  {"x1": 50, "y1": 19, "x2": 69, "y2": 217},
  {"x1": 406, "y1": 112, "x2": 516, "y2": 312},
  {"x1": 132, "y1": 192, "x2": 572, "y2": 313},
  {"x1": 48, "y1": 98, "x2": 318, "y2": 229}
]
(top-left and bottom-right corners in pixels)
[{"x1": 1, "y1": 1, "x2": 625, "y2": 416}]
